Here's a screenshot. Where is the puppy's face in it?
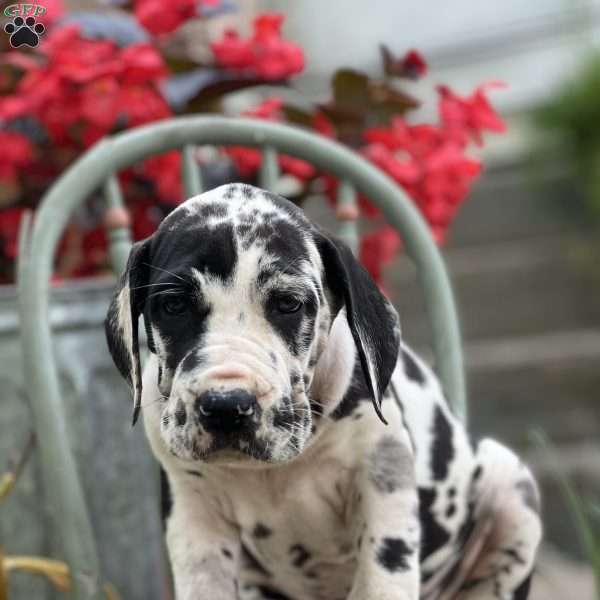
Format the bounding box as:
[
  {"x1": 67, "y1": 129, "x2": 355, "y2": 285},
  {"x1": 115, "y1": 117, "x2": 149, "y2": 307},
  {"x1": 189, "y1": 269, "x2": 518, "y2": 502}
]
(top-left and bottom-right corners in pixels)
[{"x1": 105, "y1": 184, "x2": 400, "y2": 465}]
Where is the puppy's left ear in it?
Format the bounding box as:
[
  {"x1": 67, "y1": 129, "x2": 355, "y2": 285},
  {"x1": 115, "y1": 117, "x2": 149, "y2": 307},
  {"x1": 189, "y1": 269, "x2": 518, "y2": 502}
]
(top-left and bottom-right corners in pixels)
[
  {"x1": 104, "y1": 238, "x2": 152, "y2": 426},
  {"x1": 315, "y1": 231, "x2": 401, "y2": 423}
]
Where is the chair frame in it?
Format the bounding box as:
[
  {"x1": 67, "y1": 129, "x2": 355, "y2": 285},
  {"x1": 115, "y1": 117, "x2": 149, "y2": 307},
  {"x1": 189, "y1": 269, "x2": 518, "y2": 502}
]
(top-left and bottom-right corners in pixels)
[{"x1": 17, "y1": 116, "x2": 466, "y2": 600}]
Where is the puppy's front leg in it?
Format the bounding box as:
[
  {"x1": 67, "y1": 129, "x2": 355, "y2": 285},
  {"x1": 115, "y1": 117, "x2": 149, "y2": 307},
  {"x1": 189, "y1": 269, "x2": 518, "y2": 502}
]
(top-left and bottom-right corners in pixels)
[
  {"x1": 349, "y1": 432, "x2": 420, "y2": 600},
  {"x1": 167, "y1": 479, "x2": 240, "y2": 600}
]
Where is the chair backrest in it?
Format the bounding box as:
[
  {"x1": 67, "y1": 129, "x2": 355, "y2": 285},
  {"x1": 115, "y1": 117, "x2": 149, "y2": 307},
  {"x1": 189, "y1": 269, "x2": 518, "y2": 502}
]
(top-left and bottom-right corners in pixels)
[{"x1": 16, "y1": 116, "x2": 466, "y2": 600}]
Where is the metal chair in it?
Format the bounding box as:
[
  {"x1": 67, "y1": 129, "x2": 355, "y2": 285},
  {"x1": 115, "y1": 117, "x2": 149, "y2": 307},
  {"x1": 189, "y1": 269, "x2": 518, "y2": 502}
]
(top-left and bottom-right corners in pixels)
[{"x1": 16, "y1": 116, "x2": 466, "y2": 600}]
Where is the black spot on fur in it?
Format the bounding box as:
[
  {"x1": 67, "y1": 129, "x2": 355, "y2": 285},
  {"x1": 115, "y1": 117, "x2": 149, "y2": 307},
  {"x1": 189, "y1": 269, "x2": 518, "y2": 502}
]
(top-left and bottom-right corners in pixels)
[
  {"x1": 244, "y1": 222, "x2": 276, "y2": 249},
  {"x1": 369, "y1": 435, "x2": 413, "y2": 493},
  {"x1": 160, "y1": 468, "x2": 172, "y2": 525},
  {"x1": 330, "y1": 361, "x2": 370, "y2": 420},
  {"x1": 253, "y1": 523, "x2": 272, "y2": 539},
  {"x1": 253, "y1": 585, "x2": 292, "y2": 600},
  {"x1": 309, "y1": 398, "x2": 323, "y2": 418},
  {"x1": 270, "y1": 351, "x2": 278, "y2": 366},
  {"x1": 221, "y1": 547, "x2": 233, "y2": 559},
  {"x1": 175, "y1": 402, "x2": 187, "y2": 426},
  {"x1": 422, "y1": 570, "x2": 434, "y2": 583},
  {"x1": 241, "y1": 184, "x2": 256, "y2": 199},
  {"x1": 472, "y1": 464, "x2": 483, "y2": 482},
  {"x1": 418, "y1": 487, "x2": 451, "y2": 561},
  {"x1": 236, "y1": 224, "x2": 252, "y2": 238},
  {"x1": 289, "y1": 544, "x2": 311, "y2": 568},
  {"x1": 512, "y1": 573, "x2": 532, "y2": 599},
  {"x1": 430, "y1": 405, "x2": 454, "y2": 481},
  {"x1": 180, "y1": 351, "x2": 203, "y2": 373},
  {"x1": 456, "y1": 499, "x2": 476, "y2": 548},
  {"x1": 502, "y1": 548, "x2": 527, "y2": 566},
  {"x1": 186, "y1": 469, "x2": 203, "y2": 478},
  {"x1": 199, "y1": 203, "x2": 228, "y2": 218},
  {"x1": 402, "y1": 348, "x2": 425, "y2": 384},
  {"x1": 376, "y1": 537, "x2": 413, "y2": 572},
  {"x1": 445, "y1": 503, "x2": 456, "y2": 518},
  {"x1": 272, "y1": 396, "x2": 294, "y2": 429},
  {"x1": 241, "y1": 543, "x2": 271, "y2": 577},
  {"x1": 223, "y1": 183, "x2": 238, "y2": 199}
]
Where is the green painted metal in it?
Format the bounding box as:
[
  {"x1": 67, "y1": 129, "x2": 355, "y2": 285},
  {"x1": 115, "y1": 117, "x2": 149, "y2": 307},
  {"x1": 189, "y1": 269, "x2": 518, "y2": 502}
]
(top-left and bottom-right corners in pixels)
[
  {"x1": 104, "y1": 175, "x2": 133, "y2": 276},
  {"x1": 335, "y1": 180, "x2": 359, "y2": 255},
  {"x1": 259, "y1": 145, "x2": 279, "y2": 190},
  {"x1": 182, "y1": 144, "x2": 203, "y2": 198},
  {"x1": 17, "y1": 217, "x2": 104, "y2": 598},
  {"x1": 17, "y1": 116, "x2": 466, "y2": 600}
]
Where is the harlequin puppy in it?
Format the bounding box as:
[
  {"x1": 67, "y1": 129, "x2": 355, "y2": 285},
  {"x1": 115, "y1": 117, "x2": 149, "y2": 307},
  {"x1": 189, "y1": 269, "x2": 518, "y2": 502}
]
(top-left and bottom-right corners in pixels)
[{"x1": 105, "y1": 183, "x2": 542, "y2": 600}]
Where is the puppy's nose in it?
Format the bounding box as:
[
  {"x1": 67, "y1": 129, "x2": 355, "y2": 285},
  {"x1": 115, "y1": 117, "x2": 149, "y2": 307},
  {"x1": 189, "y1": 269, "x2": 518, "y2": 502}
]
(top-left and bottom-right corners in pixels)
[{"x1": 195, "y1": 389, "x2": 257, "y2": 434}]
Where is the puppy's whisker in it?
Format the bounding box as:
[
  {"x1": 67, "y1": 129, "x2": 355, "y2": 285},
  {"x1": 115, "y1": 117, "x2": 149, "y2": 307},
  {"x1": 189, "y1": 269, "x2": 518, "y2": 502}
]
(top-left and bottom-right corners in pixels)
[
  {"x1": 143, "y1": 263, "x2": 186, "y2": 282},
  {"x1": 130, "y1": 282, "x2": 183, "y2": 291}
]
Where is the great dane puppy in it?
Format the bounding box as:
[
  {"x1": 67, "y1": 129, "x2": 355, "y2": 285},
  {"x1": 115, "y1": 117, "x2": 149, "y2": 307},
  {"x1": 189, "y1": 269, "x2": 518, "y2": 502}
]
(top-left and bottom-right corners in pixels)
[{"x1": 105, "y1": 183, "x2": 542, "y2": 600}]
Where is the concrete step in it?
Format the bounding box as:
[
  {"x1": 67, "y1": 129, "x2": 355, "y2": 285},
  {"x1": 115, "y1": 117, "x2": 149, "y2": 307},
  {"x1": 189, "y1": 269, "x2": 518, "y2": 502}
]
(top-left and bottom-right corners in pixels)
[{"x1": 388, "y1": 233, "x2": 600, "y2": 345}]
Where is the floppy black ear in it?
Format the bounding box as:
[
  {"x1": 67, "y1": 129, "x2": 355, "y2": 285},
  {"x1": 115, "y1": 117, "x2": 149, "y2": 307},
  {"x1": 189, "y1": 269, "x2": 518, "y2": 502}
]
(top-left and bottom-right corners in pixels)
[
  {"x1": 104, "y1": 238, "x2": 152, "y2": 426},
  {"x1": 316, "y1": 231, "x2": 401, "y2": 424}
]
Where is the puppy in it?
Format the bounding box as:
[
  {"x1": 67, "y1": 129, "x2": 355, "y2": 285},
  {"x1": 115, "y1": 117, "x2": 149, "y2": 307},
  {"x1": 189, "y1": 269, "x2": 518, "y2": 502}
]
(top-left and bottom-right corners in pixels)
[{"x1": 105, "y1": 183, "x2": 542, "y2": 600}]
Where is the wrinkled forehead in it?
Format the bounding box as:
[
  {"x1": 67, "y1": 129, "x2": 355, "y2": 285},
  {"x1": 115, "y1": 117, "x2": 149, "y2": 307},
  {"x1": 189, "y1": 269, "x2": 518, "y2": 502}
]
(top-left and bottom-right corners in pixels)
[{"x1": 149, "y1": 184, "x2": 322, "y2": 286}]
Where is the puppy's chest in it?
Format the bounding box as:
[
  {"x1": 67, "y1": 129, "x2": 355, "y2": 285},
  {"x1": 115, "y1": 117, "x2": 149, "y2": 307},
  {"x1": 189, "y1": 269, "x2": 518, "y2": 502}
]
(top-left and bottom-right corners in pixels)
[{"x1": 229, "y1": 458, "x2": 359, "y2": 597}]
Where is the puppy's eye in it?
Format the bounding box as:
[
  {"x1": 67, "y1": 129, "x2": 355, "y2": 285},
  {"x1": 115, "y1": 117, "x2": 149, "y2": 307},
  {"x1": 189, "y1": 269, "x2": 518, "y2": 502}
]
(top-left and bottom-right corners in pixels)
[
  {"x1": 161, "y1": 296, "x2": 189, "y2": 316},
  {"x1": 275, "y1": 296, "x2": 303, "y2": 314}
]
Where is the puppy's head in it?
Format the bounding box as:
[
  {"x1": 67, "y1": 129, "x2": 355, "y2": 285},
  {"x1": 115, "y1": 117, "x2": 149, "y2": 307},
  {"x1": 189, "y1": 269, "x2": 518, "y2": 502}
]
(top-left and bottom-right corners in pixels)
[{"x1": 105, "y1": 184, "x2": 400, "y2": 465}]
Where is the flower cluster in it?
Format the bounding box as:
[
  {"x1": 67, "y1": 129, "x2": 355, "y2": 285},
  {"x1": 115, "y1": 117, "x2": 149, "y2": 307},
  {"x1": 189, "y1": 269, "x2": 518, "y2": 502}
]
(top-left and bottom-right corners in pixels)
[
  {"x1": 134, "y1": 0, "x2": 220, "y2": 35},
  {"x1": 0, "y1": 4, "x2": 504, "y2": 285},
  {"x1": 211, "y1": 13, "x2": 304, "y2": 81},
  {"x1": 1, "y1": 25, "x2": 170, "y2": 146},
  {"x1": 225, "y1": 52, "x2": 504, "y2": 283},
  {"x1": 226, "y1": 98, "x2": 316, "y2": 180}
]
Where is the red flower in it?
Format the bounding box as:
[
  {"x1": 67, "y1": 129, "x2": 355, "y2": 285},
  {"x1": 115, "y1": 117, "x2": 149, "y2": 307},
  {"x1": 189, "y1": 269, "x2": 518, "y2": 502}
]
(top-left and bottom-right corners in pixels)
[
  {"x1": 0, "y1": 95, "x2": 31, "y2": 120},
  {"x1": 227, "y1": 146, "x2": 261, "y2": 178},
  {"x1": 1, "y1": 25, "x2": 172, "y2": 148},
  {"x1": 210, "y1": 30, "x2": 255, "y2": 69},
  {"x1": 359, "y1": 226, "x2": 401, "y2": 286},
  {"x1": 245, "y1": 97, "x2": 284, "y2": 120},
  {"x1": 253, "y1": 13, "x2": 284, "y2": 40},
  {"x1": 362, "y1": 116, "x2": 484, "y2": 243},
  {"x1": 134, "y1": 0, "x2": 197, "y2": 35},
  {"x1": 312, "y1": 110, "x2": 335, "y2": 138},
  {"x1": 0, "y1": 131, "x2": 34, "y2": 181},
  {"x1": 437, "y1": 83, "x2": 506, "y2": 146},
  {"x1": 226, "y1": 98, "x2": 315, "y2": 181},
  {"x1": 140, "y1": 151, "x2": 183, "y2": 205},
  {"x1": 121, "y1": 43, "x2": 168, "y2": 85},
  {"x1": 130, "y1": 199, "x2": 163, "y2": 240},
  {"x1": 211, "y1": 13, "x2": 304, "y2": 81},
  {"x1": 400, "y1": 50, "x2": 428, "y2": 79},
  {"x1": 118, "y1": 86, "x2": 171, "y2": 128}
]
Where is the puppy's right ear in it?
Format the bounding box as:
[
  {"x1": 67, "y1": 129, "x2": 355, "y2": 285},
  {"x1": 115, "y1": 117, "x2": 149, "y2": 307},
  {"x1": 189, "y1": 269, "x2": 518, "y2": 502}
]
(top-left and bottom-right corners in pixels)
[{"x1": 104, "y1": 238, "x2": 152, "y2": 426}]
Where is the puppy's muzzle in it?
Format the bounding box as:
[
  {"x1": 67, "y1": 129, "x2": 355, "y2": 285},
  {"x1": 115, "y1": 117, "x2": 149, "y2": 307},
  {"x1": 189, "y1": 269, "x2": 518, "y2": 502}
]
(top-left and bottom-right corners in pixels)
[{"x1": 195, "y1": 389, "x2": 258, "y2": 435}]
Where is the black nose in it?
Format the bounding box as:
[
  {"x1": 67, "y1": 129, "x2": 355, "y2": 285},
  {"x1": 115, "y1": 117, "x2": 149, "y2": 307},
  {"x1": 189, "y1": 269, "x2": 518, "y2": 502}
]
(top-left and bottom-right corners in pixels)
[{"x1": 195, "y1": 389, "x2": 258, "y2": 434}]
